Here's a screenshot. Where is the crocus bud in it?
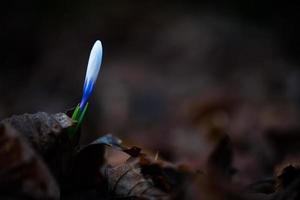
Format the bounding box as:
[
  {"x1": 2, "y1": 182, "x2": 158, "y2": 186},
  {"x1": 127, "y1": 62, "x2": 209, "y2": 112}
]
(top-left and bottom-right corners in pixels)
[{"x1": 79, "y1": 40, "x2": 103, "y2": 110}]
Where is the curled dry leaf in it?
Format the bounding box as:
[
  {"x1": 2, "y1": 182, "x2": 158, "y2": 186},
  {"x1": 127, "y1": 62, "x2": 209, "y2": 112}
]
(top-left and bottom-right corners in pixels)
[
  {"x1": 78, "y1": 134, "x2": 169, "y2": 199},
  {"x1": 67, "y1": 134, "x2": 125, "y2": 192},
  {"x1": 1, "y1": 112, "x2": 76, "y2": 187},
  {"x1": 70, "y1": 137, "x2": 106, "y2": 189},
  {"x1": 1, "y1": 112, "x2": 74, "y2": 156},
  {"x1": 103, "y1": 158, "x2": 170, "y2": 200},
  {"x1": 0, "y1": 123, "x2": 59, "y2": 199},
  {"x1": 99, "y1": 135, "x2": 198, "y2": 200}
]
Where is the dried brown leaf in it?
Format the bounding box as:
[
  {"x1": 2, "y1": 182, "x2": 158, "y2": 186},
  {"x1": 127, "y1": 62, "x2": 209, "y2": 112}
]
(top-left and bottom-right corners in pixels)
[
  {"x1": 103, "y1": 158, "x2": 169, "y2": 200},
  {"x1": 1, "y1": 112, "x2": 73, "y2": 155},
  {"x1": 0, "y1": 123, "x2": 59, "y2": 199}
]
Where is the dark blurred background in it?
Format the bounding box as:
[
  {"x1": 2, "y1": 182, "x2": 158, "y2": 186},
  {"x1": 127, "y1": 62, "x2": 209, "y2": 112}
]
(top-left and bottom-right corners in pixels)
[{"x1": 1, "y1": 0, "x2": 300, "y2": 185}]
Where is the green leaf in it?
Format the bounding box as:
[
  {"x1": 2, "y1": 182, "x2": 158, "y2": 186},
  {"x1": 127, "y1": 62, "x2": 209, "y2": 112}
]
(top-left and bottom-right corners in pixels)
[{"x1": 68, "y1": 103, "x2": 89, "y2": 139}]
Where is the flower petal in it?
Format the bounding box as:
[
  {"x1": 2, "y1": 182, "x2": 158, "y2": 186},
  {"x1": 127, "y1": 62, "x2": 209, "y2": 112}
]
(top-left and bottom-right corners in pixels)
[{"x1": 80, "y1": 40, "x2": 103, "y2": 109}]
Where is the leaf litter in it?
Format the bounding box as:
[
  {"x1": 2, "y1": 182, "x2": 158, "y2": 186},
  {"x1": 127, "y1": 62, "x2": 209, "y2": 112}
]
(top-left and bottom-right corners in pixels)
[{"x1": 0, "y1": 111, "x2": 300, "y2": 200}]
